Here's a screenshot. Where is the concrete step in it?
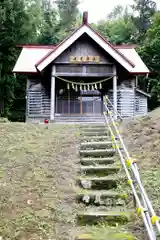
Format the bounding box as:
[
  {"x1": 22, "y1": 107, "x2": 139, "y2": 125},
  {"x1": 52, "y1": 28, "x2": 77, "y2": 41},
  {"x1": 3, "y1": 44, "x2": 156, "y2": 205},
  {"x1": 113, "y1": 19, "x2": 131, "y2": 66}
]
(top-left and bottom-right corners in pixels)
[
  {"x1": 81, "y1": 131, "x2": 108, "y2": 137},
  {"x1": 80, "y1": 157, "x2": 115, "y2": 165},
  {"x1": 80, "y1": 141, "x2": 112, "y2": 150},
  {"x1": 79, "y1": 149, "x2": 115, "y2": 157},
  {"x1": 79, "y1": 176, "x2": 117, "y2": 190},
  {"x1": 81, "y1": 135, "x2": 111, "y2": 142},
  {"x1": 76, "y1": 231, "x2": 136, "y2": 240},
  {"x1": 81, "y1": 127, "x2": 108, "y2": 133},
  {"x1": 77, "y1": 208, "x2": 133, "y2": 225},
  {"x1": 76, "y1": 234, "x2": 93, "y2": 240},
  {"x1": 55, "y1": 116, "x2": 105, "y2": 123},
  {"x1": 77, "y1": 189, "x2": 127, "y2": 206},
  {"x1": 80, "y1": 124, "x2": 106, "y2": 128},
  {"x1": 81, "y1": 165, "x2": 120, "y2": 176}
]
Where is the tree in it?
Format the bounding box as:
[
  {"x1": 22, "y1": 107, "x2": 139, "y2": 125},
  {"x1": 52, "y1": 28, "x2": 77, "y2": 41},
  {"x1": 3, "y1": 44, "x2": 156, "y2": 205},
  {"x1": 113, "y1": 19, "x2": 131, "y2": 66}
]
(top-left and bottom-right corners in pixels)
[
  {"x1": 138, "y1": 12, "x2": 160, "y2": 108},
  {"x1": 94, "y1": 6, "x2": 136, "y2": 44},
  {"x1": 131, "y1": 0, "x2": 157, "y2": 42},
  {"x1": 56, "y1": 0, "x2": 80, "y2": 39},
  {"x1": 38, "y1": 0, "x2": 59, "y2": 44},
  {"x1": 107, "y1": 4, "x2": 125, "y2": 20},
  {"x1": 0, "y1": 0, "x2": 41, "y2": 117}
]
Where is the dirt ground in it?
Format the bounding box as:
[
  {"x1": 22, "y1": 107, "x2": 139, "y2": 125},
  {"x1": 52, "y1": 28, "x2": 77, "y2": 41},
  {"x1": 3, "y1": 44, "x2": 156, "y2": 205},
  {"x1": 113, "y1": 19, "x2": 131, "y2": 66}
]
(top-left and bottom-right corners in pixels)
[{"x1": 0, "y1": 123, "x2": 81, "y2": 240}]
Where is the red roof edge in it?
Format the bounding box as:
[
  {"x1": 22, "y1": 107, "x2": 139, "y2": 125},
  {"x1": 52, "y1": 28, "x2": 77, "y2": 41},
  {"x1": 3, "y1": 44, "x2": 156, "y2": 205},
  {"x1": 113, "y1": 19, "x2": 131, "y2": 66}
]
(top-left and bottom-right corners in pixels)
[
  {"x1": 35, "y1": 24, "x2": 84, "y2": 67},
  {"x1": 35, "y1": 22, "x2": 135, "y2": 69},
  {"x1": 113, "y1": 44, "x2": 137, "y2": 49},
  {"x1": 85, "y1": 23, "x2": 135, "y2": 67},
  {"x1": 129, "y1": 72, "x2": 150, "y2": 75},
  {"x1": 12, "y1": 71, "x2": 38, "y2": 75},
  {"x1": 16, "y1": 44, "x2": 57, "y2": 49}
]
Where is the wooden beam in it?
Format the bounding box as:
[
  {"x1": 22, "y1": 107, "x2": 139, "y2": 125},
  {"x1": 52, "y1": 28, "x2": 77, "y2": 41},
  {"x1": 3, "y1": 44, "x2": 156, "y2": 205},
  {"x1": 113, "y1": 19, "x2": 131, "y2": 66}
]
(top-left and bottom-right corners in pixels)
[
  {"x1": 56, "y1": 73, "x2": 114, "y2": 77},
  {"x1": 113, "y1": 65, "x2": 117, "y2": 120},
  {"x1": 50, "y1": 65, "x2": 56, "y2": 120}
]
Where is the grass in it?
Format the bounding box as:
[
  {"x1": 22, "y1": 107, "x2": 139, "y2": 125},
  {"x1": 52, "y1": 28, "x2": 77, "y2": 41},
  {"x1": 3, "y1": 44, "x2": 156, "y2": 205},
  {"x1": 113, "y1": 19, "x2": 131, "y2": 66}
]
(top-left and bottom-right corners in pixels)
[
  {"x1": 0, "y1": 109, "x2": 160, "y2": 240},
  {"x1": 119, "y1": 108, "x2": 160, "y2": 239},
  {"x1": 0, "y1": 123, "x2": 80, "y2": 240},
  {"x1": 120, "y1": 108, "x2": 160, "y2": 211}
]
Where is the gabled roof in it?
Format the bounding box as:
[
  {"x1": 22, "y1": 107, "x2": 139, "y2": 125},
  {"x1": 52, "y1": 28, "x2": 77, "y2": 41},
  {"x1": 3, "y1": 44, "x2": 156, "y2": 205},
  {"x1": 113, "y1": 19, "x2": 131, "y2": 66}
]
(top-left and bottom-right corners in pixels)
[
  {"x1": 13, "y1": 46, "x2": 55, "y2": 73},
  {"x1": 13, "y1": 12, "x2": 150, "y2": 75},
  {"x1": 35, "y1": 24, "x2": 135, "y2": 72}
]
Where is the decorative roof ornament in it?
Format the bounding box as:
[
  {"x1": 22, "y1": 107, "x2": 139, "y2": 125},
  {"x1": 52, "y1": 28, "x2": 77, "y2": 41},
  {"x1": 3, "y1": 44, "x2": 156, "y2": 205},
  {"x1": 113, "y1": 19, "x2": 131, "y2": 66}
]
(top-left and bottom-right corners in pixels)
[{"x1": 83, "y1": 11, "x2": 88, "y2": 25}]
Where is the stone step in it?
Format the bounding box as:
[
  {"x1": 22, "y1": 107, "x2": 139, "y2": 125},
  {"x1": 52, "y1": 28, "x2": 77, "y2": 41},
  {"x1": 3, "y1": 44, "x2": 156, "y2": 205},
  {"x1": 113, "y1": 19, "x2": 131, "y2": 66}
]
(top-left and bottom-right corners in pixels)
[
  {"x1": 79, "y1": 176, "x2": 117, "y2": 190},
  {"x1": 81, "y1": 131, "x2": 108, "y2": 137},
  {"x1": 80, "y1": 124, "x2": 105, "y2": 128},
  {"x1": 81, "y1": 135, "x2": 111, "y2": 142},
  {"x1": 79, "y1": 149, "x2": 115, "y2": 157},
  {"x1": 76, "y1": 234, "x2": 93, "y2": 240},
  {"x1": 76, "y1": 231, "x2": 136, "y2": 240},
  {"x1": 77, "y1": 208, "x2": 133, "y2": 225},
  {"x1": 80, "y1": 157, "x2": 115, "y2": 165},
  {"x1": 77, "y1": 189, "x2": 127, "y2": 206},
  {"x1": 81, "y1": 165, "x2": 120, "y2": 176},
  {"x1": 80, "y1": 141, "x2": 112, "y2": 150},
  {"x1": 81, "y1": 127, "x2": 108, "y2": 133}
]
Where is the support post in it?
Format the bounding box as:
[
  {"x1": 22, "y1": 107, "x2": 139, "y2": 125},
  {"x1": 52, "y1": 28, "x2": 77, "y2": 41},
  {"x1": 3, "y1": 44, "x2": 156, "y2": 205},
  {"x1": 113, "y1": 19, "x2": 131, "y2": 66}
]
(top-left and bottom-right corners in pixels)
[
  {"x1": 113, "y1": 65, "x2": 117, "y2": 120},
  {"x1": 50, "y1": 65, "x2": 56, "y2": 121}
]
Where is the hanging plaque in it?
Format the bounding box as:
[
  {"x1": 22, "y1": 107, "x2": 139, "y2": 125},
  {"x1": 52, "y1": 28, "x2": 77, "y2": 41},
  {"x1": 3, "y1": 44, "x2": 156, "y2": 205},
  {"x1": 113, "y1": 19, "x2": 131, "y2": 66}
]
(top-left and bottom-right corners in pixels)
[{"x1": 70, "y1": 56, "x2": 100, "y2": 63}]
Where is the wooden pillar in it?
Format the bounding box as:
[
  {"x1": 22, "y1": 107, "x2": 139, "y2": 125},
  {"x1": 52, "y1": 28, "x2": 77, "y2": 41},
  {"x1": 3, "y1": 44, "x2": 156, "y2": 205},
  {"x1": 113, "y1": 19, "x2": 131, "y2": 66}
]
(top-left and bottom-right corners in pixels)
[
  {"x1": 113, "y1": 65, "x2": 117, "y2": 120},
  {"x1": 50, "y1": 65, "x2": 56, "y2": 120}
]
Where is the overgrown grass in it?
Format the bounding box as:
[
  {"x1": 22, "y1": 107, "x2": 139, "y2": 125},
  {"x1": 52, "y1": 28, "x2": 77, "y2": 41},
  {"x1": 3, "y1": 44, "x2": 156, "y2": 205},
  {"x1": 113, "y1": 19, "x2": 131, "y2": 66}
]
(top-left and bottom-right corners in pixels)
[
  {"x1": 0, "y1": 123, "x2": 80, "y2": 240},
  {"x1": 119, "y1": 109, "x2": 160, "y2": 238},
  {"x1": 120, "y1": 108, "x2": 160, "y2": 212}
]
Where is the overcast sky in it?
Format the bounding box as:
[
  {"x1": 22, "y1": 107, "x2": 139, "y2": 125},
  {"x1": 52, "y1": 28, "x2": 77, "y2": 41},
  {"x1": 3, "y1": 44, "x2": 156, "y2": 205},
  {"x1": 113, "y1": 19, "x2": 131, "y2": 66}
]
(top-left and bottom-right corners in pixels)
[{"x1": 79, "y1": 0, "x2": 160, "y2": 23}]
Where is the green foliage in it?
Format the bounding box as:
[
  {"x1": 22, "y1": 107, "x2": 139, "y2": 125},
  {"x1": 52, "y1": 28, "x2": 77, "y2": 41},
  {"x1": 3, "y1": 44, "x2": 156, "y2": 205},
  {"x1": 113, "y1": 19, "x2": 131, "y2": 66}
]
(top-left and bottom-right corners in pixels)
[
  {"x1": 95, "y1": 18, "x2": 135, "y2": 44},
  {"x1": 131, "y1": 0, "x2": 157, "y2": 42},
  {"x1": 38, "y1": 0, "x2": 59, "y2": 44},
  {"x1": 138, "y1": 12, "x2": 160, "y2": 108},
  {"x1": 0, "y1": 0, "x2": 80, "y2": 120},
  {"x1": 0, "y1": 0, "x2": 41, "y2": 117},
  {"x1": 0, "y1": 0, "x2": 160, "y2": 120}
]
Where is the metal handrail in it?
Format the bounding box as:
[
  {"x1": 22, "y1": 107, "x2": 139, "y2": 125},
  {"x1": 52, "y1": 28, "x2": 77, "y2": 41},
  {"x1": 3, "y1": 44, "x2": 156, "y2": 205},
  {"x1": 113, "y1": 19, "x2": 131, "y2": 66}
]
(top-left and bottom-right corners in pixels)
[
  {"x1": 104, "y1": 95, "x2": 123, "y2": 121},
  {"x1": 103, "y1": 98, "x2": 160, "y2": 240}
]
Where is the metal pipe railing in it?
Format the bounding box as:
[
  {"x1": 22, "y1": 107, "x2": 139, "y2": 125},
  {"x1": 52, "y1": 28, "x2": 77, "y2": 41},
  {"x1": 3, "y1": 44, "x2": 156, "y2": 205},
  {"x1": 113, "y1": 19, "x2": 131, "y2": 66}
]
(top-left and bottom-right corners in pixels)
[{"x1": 103, "y1": 97, "x2": 160, "y2": 240}]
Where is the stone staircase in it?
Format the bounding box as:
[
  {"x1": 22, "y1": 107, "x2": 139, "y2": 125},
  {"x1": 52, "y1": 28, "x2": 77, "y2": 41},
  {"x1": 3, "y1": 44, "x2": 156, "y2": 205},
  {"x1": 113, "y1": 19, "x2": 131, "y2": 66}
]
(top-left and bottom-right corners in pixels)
[
  {"x1": 54, "y1": 116, "x2": 105, "y2": 124},
  {"x1": 76, "y1": 124, "x2": 136, "y2": 240}
]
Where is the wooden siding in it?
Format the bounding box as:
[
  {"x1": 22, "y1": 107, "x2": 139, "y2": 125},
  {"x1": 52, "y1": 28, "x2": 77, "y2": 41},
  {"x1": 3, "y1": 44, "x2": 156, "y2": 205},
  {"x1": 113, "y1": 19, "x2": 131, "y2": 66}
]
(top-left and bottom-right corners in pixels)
[
  {"x1": 108, "y1": 88, "x2": 135, "y2": 118},
  {"x1": 26, "y1": 77, "x2": 148, "y2": 121},
  {"x1": 27, "y1": 79, "x2": 50, "y2": 119},
  {"x1": 135, "y1": 92, "x2": 148, "y2": 116},
  {"x1": 55, "y1": 64, "x2": 113, "y2": 76},
  {"x1": 54, "y1": 36, "x2": 113, "y2": 64},
  {"x1": 107, "y1": 80, "x2": 148, "y2": 119}
]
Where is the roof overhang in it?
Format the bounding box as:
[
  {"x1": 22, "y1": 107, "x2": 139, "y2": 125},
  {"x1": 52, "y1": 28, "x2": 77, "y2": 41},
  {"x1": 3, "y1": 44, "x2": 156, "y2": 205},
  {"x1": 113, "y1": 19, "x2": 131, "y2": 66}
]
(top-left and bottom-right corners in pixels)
[
  {"x1": 13, "y1": 12, "x2": 150, "y2": 76},
  {"x1": 136, "y1": 88, "x2": 151, "y2": 97},
  {"x1": 36, "y1": 24, "x2": 135, "y2": 72}
]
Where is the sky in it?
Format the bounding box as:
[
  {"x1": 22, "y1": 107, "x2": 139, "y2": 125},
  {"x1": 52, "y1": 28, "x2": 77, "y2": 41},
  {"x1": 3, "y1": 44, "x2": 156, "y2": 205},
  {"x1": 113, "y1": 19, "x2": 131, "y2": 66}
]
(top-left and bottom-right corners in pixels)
[{"x1": 79, "y1": 0, "x2": 160, "y2": 23}]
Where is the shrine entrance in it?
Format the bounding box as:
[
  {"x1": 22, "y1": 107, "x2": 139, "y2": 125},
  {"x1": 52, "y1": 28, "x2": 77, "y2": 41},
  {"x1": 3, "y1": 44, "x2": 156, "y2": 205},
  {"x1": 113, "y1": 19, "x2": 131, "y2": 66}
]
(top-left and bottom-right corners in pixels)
[{"x1": 55, "y1": 89, "x2": 103, "y2": 116}]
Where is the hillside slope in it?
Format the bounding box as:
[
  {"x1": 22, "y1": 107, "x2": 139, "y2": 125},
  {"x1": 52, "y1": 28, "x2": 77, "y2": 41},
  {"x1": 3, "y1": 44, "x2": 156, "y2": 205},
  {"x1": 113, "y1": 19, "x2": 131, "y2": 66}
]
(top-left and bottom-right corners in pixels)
[
  {"x1": 0, "y1": 123, "x2": 80, "y2": 240},
  {"x1": 120, "y1": 108, "x2": 160, "y2": 213}
]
